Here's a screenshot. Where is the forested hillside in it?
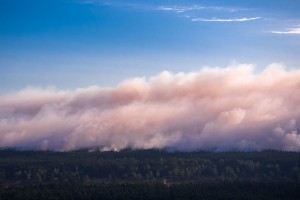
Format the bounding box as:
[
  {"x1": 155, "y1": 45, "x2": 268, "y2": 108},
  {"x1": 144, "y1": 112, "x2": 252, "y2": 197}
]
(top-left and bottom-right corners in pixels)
[
  {"x1": 1, "y1": 182, "x2": 300, "y2": 200},
  {"x1": 1, "y1": 149, "x2": 300, "y2": 199},
  {"x1": 0, "y1": 149, "x2": 299, "y2": 184}
]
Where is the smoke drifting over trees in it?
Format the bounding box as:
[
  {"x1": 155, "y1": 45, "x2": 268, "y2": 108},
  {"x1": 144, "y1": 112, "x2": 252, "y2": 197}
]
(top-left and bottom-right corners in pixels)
[{"x1": 1, "y1": 63, "x2": 300, "y2": 151}]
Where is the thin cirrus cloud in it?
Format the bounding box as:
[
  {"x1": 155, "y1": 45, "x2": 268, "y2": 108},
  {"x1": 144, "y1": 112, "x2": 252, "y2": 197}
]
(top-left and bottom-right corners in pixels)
[
  {"x1": 158, "y1": 4, "x2": 259, "y2": 23},
  {"x1": 271, "y1": 26, "x2": 300, "y2": 35},
  {"x1": 0, "y1": 63, "x2": 300, "y2": 151},
  {"x1": 192, "y1": 17, "x2": 261, "y2": 22},
  {"x1": 157, "y1": 5, "x2": 242, "y2": 13},
  {"x1": 158, "y1": 5, "x2": 205, "y2": 13}
]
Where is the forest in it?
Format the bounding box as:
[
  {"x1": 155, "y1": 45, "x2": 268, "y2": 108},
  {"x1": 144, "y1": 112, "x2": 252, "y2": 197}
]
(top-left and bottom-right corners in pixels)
[{"x1": 0, "y1": 149, "x2": 299, "y2": 199}]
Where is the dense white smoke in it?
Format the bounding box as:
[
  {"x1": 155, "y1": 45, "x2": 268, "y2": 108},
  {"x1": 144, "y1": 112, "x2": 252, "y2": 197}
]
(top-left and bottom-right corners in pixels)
[{"x1": 1, "y1": 63, "x2": 300, "y2": 151}]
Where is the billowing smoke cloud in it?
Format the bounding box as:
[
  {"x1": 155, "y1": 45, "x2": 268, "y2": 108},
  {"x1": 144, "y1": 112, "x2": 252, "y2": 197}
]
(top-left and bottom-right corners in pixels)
[{"x1": 1, "y1": 63, "x2": 300, "y2": 151}]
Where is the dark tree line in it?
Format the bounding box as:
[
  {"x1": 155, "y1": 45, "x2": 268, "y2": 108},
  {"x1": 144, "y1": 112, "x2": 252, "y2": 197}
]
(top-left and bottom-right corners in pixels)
[
  {"x1": 0, "y1": 149, "x2": 299, "y2": 200},
  {"x1": 1, "y1": 182, "x2": 300, "y2": 200},
  {"x1": 0, "y1": 149, "x2": 299, "y2": 184}
]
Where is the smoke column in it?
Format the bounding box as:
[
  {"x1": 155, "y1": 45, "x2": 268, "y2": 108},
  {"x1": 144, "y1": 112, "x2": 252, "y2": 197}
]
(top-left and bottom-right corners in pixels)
[{"x1": 1, "y1": 63, "x2": 300, "y2": 151}]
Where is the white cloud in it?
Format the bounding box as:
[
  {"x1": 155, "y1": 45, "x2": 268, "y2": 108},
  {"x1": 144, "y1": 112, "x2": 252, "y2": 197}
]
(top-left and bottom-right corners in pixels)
[
  {"x1": 158, "y1": 5, "x2": 205, "y2": 13},
  {"x1": 192, "y1": 17, "x2": 261, "y2": 22},
  {"x1": 158, "y1": 5, "x2": 243, "y2": 13},
  {"x1": 271, "y1": 27, "x2": 300, "y2": 35}
]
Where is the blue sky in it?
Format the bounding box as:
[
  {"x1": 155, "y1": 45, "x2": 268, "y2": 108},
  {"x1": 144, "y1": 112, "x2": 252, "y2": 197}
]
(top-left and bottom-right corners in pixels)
[{"x1": 1, "y1": 0, "x2": 300, "y2": 93}]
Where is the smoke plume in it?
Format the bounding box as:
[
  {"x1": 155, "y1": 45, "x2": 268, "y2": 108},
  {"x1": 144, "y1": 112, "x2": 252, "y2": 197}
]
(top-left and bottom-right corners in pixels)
[{"x1": 1, "y1": 63, "x2": 300, "y2": 151}]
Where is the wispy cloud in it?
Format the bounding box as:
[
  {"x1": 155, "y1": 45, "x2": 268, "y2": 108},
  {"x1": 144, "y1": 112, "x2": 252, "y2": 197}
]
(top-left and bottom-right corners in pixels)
[
  {"x1": 158, "y1": 5, "x2": 243, "y2": 13},
  {"x1": 158, "y1": 4, "x2": 258, "y2": 24},
  {"x1": 271, "y1": 26, "x2": 300, "y2": 35},
  {"x1": 158, "y1": 5, "x2": 205, "y2": 13},
  {"x1": 192, "y1": 17, "x2": 261, "y2": 22}
]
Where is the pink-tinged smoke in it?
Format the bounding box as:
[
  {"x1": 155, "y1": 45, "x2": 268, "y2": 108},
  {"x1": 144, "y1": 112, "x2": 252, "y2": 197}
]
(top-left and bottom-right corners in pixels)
[{"x1": 1, "y1": 63, "x2": 300, "y2": 151}]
